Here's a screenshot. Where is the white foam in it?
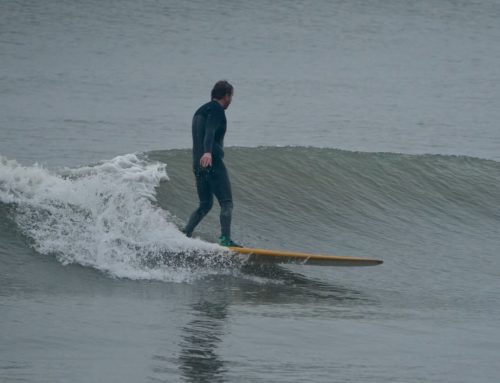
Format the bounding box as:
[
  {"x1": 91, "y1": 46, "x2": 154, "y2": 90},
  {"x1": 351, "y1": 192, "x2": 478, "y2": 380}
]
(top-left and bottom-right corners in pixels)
[{"x1": 0, "y1": 154, "x2": 241, "y2": 282}]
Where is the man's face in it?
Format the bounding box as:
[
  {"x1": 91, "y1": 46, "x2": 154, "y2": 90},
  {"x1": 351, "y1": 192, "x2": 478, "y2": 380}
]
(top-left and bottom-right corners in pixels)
[{"x1": 221, "y1": 92, "x2": 233, "y2": 110}]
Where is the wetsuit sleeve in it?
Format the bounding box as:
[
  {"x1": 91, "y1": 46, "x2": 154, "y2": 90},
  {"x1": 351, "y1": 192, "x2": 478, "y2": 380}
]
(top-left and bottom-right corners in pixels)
[{"x1": 203, "y1": 107, "x2": 224, "y2": 154}]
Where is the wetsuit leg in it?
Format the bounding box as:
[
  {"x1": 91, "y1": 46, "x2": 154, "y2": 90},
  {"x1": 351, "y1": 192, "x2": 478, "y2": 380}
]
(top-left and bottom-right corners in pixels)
[
  {"x1": 183, "y1": 169, "x2": 214, "y2": 237},
  {"x1": 210, "y1": 160, "x2": 233, "y2": 239}
]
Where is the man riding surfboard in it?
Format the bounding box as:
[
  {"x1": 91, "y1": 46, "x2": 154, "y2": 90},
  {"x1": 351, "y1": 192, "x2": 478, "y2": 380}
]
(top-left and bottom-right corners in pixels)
[{"x1": 183, "y1": 80, "x2": 241, "y2": 247}]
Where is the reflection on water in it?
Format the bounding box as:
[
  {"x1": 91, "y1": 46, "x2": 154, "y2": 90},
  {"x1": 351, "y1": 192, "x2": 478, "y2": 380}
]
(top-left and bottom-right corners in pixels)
[
  {"x1": 174, "y1": 266, "x2": 376, "y2": 381},
  {"x1": 149, "y1": 300, "x2": 229, "y2": 382},
  {"x1": 178, "y1": 301, "x2": 228, "y2": 383},
  {"x1": 239, "y1": 264, "x2": 377, "y2": 308},
  {"x1": 149, "y1": 264, "x2": 379, "y2": 382}
]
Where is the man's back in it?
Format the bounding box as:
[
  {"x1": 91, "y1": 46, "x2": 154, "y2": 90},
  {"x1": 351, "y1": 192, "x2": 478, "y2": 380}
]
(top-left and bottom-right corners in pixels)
[{"x1": 191, "y1": 100, "x2": 227, "y2": 167}]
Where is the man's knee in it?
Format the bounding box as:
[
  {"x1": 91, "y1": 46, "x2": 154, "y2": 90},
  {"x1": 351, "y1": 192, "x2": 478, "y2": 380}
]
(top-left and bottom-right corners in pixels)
[{"x1": 199, "y1": 199, "x2": 214, "y2": 214}]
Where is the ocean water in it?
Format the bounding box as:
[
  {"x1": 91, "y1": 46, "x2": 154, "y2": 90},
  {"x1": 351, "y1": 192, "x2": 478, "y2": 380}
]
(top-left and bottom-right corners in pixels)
[{"x1": 1, "y1": 1, "x2": 500, "y2": 382}]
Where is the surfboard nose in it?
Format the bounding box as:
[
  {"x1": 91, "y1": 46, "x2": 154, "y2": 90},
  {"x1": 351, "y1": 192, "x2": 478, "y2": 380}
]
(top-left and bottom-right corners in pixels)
[{"x1": 228, "y1": 247, "x2": 383, "y2": 267}]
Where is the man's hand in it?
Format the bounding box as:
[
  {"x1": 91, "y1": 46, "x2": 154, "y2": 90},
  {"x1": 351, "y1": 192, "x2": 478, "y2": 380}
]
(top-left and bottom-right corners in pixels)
[{"x1": 200, "y1": 152, "x2": 212, "y2": 168}]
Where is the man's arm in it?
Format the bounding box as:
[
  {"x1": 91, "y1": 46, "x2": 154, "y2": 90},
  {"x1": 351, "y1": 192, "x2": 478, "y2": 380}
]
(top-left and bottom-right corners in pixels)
[{"x1": 200, "y1": 107, "x2": 223, "y2": 167}]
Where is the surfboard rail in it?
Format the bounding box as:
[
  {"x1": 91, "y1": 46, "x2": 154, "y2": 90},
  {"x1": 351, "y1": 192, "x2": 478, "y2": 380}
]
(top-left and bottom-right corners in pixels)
[{"x1": 228, "y1": 247, "x2": 383, "y2": 267}]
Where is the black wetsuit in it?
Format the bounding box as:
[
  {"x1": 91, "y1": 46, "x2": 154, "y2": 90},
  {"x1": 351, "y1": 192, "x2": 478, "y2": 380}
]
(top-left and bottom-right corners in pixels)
[{"x1": 183, "y1": 100, "x2": 233, "y2": 238}]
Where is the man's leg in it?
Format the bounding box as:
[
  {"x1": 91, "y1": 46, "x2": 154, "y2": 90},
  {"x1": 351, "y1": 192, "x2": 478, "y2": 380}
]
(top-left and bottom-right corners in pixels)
[
  {"x1": 183, "y1": 169, "x2": 213, "y2": 237},
  {"x1": 211, "y1": 161, "x2": 233, "y2": 239}
]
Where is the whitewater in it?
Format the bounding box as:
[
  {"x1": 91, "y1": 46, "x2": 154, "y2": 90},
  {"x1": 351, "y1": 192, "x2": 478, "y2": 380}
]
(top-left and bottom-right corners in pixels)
[{"x1": 0, "y1": 154, "x2": 244, "y2": 282}]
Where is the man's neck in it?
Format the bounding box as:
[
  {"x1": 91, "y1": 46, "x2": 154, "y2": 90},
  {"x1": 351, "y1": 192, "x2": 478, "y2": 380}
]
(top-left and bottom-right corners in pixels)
[{"x1": 213, "y1": 98, "x2": 224, "y2": 108}]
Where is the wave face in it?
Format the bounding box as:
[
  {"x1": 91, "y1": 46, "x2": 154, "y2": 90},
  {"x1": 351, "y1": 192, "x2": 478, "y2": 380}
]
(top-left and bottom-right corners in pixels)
[
  {"x1": 152, "y1": 147, "x2": 500, "y2": 238},
  {"x1": 152, "y1": 147, "x2": 500, "y2": 288},
  {"x1": 2, "y1": 147, "x2": 499, "y2": 283}
]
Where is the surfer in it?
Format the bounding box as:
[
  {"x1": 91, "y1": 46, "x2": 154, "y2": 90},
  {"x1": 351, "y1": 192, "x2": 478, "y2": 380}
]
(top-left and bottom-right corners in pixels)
[{"x1": 183, "y1": 80, "x2": 241, "y2": 247}]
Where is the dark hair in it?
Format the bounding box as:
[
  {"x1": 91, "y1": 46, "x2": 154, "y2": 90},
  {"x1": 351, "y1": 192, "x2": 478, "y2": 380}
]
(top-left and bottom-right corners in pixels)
[{"x1": 211, "y1": 80, "x2": 233, "y2": 100}]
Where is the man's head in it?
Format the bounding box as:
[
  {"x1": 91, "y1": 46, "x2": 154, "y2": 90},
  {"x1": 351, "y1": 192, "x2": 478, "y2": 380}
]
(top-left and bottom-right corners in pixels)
[{"x1": 211, "y1": 80, "x2": 233, "y2": 109}]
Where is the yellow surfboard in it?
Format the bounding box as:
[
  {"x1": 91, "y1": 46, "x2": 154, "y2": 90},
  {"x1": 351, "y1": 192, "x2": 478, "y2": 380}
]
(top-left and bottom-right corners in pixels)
[{"x1": 228, "y1": 247, "x2": 383, "y2": 267}]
